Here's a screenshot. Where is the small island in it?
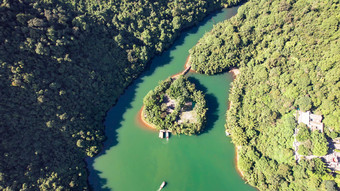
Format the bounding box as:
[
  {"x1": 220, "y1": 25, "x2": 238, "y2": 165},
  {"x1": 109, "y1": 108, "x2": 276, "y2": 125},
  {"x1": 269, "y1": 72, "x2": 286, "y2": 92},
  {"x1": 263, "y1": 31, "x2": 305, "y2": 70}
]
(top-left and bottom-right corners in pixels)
[{"x1": 142, "y1": 75, "x2": 207, "y2": 135}]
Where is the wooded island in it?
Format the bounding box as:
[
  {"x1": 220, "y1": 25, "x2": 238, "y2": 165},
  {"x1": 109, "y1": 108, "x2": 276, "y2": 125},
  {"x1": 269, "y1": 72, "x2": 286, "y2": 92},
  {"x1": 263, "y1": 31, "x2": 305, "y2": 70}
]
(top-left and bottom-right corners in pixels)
[{"x1": 143, "y1": 76, "x2": 207, "y2": 135}]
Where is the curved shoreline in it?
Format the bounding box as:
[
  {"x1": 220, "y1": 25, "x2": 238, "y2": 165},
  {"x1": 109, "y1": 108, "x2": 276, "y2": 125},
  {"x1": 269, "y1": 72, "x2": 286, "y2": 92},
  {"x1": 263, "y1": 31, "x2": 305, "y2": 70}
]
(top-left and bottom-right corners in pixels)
[
  {"x1": 139, "y1": 55, "x2": 194, "y2": 130},
  {"x1": 138, "y1": 54, "x2": 246, "y2": 180},
  {"x1": 184, "y1": 55, "x2": 196, "y2": 73},
  {"x1": 234, "y1": 145, "x2": 244, "y2": 177},
  {"x1": 227, "y1": 68, "x2": 247, "y2": 180},
  {"x1": 229, "y1": 68, "x2": 240, "y2": 80},
  {"x1": 171, "y1": 55, "x2": 195, "y2": 79},
  {"x1": 227, "y1": 68, "x2": 240, "y2": 110},
  {"x1": 136, "y1": 106, "x2": 158, "y2": 131}
]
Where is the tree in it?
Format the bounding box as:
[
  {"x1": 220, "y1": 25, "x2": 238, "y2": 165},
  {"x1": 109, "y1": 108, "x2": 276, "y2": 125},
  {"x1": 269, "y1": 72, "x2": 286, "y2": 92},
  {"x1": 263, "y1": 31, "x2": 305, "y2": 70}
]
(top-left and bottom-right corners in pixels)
[
  {"x1": 297, "y1": 124, "x2": 311, "y2": 142},
  {"x1": 311, "y1": 131, "x2": 329, "y2": 156},
  {"x1": 296, "y1": 96, "x2": 312, "y2": 112},
  {"x1": 324, "y1": 180, "x2": 338, "y2": 191},
  {"x1": 298, "y1": 144, "x2": 311, "y2": 156}
]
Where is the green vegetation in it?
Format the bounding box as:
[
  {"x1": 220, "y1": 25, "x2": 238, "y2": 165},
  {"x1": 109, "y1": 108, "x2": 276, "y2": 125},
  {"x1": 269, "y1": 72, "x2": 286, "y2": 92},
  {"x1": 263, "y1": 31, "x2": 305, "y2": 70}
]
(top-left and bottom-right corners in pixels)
[
  {"x1": 311, "y1": 131, "x2": 329, "y2": 157},
  {"x1": 296, "y1": 124, "x2": 311, "y2": 142},
  {"x1": 143, "y1": 76, "x2": 207, "y2": 135},
  {"x1": 298, "y1": 144, "x2": 311, "y2": 156},
  {"x1": 0, "y1": 0, "x2": 245, "y2": 190},
  {"x1": 296, "y1": 126, "x2": 328, "y2": 157},
  {"x1": 190, "y1": 0, "x2": 340, "y2": 190}
]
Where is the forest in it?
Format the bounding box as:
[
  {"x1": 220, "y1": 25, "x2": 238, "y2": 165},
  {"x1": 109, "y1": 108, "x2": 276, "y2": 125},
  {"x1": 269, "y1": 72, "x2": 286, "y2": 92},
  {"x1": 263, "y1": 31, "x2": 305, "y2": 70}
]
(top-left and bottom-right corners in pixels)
[
  {"x1": 190, "y1": 0, "x2": 339, "y2": 190},
  {"x1": 143, "y1": 76, "x2": 207, "y2": 135},
  {"x1": 0, "y1": 0, "x2": 244, "y2": 190}
]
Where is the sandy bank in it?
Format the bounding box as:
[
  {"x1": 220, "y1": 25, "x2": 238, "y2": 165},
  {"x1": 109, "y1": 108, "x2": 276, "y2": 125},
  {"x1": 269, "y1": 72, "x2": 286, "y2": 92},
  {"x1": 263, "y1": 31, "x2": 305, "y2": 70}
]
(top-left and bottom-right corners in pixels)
[
  {"x1": 229, "y1": 68, "x2": 240, "y2": 80},
  {"x1": 136, "y1": 106, "x2": 157, "y2": 131},
  {"x1": 171, "y1": 55, "x2": 195, "y2": 79},
  {"x1": 234, "y1": 145, "x2": 245, "y2": 177},
  {"x1": 227, "y1": 67, "x2": 240, "y2": 110},
  {"x1": 185, "y1": 55, "x2": 197, "y2": 73},
  {"x1": 227, "y1": 67, "x2": 246, "y2": 179}
]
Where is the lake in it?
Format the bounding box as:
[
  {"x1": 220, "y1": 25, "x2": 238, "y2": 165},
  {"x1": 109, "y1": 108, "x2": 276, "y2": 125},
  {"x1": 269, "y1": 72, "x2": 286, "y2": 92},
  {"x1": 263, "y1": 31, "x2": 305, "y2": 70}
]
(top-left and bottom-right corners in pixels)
[{"x1": 87, "y1": 6, "x2": 255, "y2": 191}]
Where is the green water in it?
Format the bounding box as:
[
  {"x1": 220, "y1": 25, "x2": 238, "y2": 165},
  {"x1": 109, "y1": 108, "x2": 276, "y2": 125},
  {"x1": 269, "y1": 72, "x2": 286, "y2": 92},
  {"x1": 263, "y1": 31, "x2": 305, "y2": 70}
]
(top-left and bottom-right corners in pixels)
[{"x1": 87, "y1": 6, "x2": 255, "y2": 191}]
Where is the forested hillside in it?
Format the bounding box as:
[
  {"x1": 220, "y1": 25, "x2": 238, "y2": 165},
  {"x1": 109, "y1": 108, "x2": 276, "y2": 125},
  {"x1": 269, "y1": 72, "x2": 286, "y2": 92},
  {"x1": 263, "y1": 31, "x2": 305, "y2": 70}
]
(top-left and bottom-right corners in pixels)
[
  {"x1": 190, "y1": 0, "x2": 339, "y2": 190},
  {"x1": 0, "y1": 0, "x2": 244, "y2": 190}
]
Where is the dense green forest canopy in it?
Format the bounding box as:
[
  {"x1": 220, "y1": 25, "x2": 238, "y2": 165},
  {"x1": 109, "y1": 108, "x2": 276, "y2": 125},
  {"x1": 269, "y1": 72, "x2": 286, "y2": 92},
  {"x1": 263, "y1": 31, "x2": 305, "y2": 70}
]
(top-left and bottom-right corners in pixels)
[
  {"x1": 143, "y1": 76, "x2": 207, "y2": 135},
  {"x1": 190, "y1": 0, "x2": 340, "y2": 190},
  {"x1": 0, "y1": 0, "x2": 244, "y2": 190}
]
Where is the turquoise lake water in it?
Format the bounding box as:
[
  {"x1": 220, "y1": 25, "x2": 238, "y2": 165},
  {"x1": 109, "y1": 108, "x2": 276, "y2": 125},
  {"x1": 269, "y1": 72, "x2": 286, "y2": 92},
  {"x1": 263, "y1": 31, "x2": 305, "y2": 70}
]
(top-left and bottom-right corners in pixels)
[{"x1": 87, "y1": 6, "x2": 255, "y2": 191}]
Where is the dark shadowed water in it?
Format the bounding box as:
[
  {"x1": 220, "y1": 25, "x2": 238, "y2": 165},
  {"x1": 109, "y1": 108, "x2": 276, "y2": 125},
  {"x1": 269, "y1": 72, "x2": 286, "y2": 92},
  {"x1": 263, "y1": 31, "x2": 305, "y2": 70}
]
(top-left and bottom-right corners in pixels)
[{"x1": 87, "y1": 6, "x2": 255, "y2": 191}]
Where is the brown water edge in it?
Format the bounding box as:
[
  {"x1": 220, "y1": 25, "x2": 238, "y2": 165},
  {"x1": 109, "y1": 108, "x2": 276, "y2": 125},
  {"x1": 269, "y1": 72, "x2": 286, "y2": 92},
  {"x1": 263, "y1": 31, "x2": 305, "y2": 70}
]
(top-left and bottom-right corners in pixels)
[
  {"x1": 229, "y1": 68, "x2": 240, "y2": 80},
  {"x1": 228, "y1": 70, "x2": 244, "y2": 178},
  {"x1": 234, "y1": 145, "x2": 259, "y2": 190},
  {"x1": 228, "y1": 68, "x2": 244, "y2": 178},
  {"x1": 136, "y1": 53, "x2": 248, "y2": 184},
  {"x1": 171, "y1": 55, "x2": 195, "y2": 79},
  {"x1": 140, "y1": 54, "x2": 194, "y2": 130},
  {"x1": 228, "y1": 68, "x2": 251, "y2": 185},
  {"x1": 184, "y1": 55, "x2": 196, "y2": 73},
  {"x1": 234, "y1": 145, "x2": 244, "y2": 177},
  {"x1": 135, "y1": 106, "x2": 158, "y2": 132},
  {"x1": 227, "y1": 68, "x2": 240, "y2": 110}
]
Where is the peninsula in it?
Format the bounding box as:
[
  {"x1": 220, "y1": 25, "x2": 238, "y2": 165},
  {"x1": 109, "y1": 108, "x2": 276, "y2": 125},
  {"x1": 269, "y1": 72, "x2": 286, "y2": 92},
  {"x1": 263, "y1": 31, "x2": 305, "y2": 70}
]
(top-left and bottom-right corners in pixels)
[{"x1": 190, "y1": 0, "x2": 340, "y2": 190}]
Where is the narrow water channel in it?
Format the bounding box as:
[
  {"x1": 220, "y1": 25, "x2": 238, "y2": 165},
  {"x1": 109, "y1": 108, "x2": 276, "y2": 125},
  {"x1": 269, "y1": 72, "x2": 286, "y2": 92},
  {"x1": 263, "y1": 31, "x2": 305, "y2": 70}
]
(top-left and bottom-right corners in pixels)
[{"x1": 87, "y1": 6, "x2": 255, "y2": 191}]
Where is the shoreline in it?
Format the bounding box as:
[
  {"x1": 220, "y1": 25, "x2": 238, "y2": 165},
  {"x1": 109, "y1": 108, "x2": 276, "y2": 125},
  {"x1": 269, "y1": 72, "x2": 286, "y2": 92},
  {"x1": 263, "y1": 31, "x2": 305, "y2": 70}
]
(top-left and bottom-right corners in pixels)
[
  {"x1": 171, "y1": 55, "x2": 195, "y2": 79},
  {"x1": 136, "y1": 106, "x2": 158, "y2": 131},
  {"x1": 184, "y1": 55, "x2": 196, "y2": 72},
  {"x1": 234, "y1": 145, "x2": 245, "y2": 177},
  {"x1": 137, "y1": 42, "x2": 246, "y2": 182},
  {"x1": 228, "y1": 68, "x2": 240, "y2": 80},
  {"x1": 227, "y1": 68, "x2": 240, "y2": 111},
  {"x1": 227, "y1": 67, "x2": 245, "y2": 179}
]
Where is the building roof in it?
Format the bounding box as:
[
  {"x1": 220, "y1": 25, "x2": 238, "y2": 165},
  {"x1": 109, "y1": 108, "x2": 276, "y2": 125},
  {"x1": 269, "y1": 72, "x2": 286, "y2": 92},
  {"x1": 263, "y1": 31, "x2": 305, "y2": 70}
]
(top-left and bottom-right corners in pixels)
[
  {"x1": 297, "y1": 110, "x2": 324, "y2": 132},
  {"x1": 310, "y1": 114, "x2": 323, "y2": 122},
  {"x1": 298, "y1": 111, "x2": 310, "y2": 125}
]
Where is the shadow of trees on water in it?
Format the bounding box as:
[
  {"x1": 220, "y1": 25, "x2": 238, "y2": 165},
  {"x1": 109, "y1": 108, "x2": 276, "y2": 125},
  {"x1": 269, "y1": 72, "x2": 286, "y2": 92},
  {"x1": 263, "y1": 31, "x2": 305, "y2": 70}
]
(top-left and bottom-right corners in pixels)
[
  {"x1": 187, "y1": 77, "x2": 219, "y2": 135},
  {"x1": 86, "y1": 9, "x2": 229, "y2": 191}
]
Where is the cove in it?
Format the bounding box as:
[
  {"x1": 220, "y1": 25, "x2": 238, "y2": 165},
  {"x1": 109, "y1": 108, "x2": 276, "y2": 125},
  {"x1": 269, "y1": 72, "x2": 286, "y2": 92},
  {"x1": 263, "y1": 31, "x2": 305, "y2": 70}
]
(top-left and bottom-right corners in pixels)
[{"x1": 87, "y1": 6, "x2": 255, "y2": 191}]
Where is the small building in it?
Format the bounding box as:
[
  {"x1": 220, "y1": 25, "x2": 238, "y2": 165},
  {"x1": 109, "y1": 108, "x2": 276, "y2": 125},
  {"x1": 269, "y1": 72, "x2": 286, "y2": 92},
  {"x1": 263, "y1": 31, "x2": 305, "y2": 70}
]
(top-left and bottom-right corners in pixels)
[{"x1": 298, "y1": 111, "x2": 324, "y2": 132}]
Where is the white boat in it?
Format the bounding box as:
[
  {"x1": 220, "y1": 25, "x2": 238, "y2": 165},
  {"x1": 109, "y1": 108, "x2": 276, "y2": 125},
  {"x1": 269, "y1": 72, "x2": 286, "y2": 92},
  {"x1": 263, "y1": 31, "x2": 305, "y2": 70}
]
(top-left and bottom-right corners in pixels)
[
  {"x1": 159, "y1": 130, "x2": 165, "y2": 139},
  {"x1": 159, "y1": 181, "x2": 166, "y2": 189}
]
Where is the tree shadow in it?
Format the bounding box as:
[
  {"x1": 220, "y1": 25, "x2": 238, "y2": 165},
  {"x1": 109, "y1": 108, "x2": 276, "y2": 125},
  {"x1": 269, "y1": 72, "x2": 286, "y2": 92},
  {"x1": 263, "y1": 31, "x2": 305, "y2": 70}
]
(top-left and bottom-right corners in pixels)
[
  {"x1": 1, "y1": 1, "x2": 240, "y2": 191},
  {"x1": 86, "y1": 6, "x2": 239, "y2": 191},
  {"x1": 86, "y1": 72, "x2": 158, "y2": 191},
  {"x1": 187, "y1": 77, "x2": 219, "y2": 135},
  {"x1": 141, "y1": 9, "x2": 225, "y2": 77}
]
